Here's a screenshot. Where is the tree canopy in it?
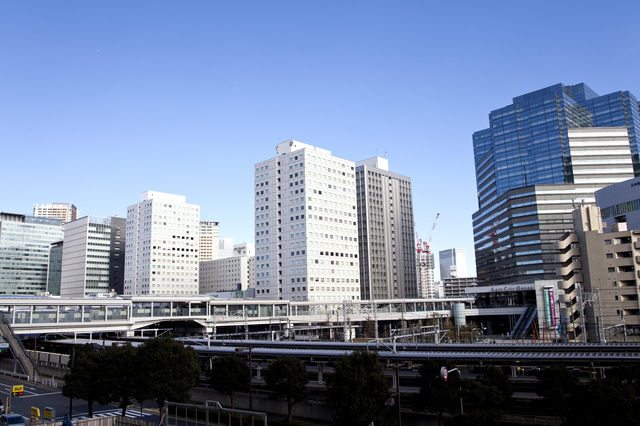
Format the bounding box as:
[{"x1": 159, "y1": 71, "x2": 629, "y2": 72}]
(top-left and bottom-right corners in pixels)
[
  {"x1": 208, "y1": 355, "x2": 249, "y2": 409},
  {"x1": 414, "y1": 359, "x2": 462, "y2": 426},
  {"x1": 326, "y1": 350, "x2": 393, "y2": 426},
  {"x1": 264, "y1": 356, "x2": 309, "y2": 423},
  {"x1": 62, "y1": 344, "x2": 102, "y2": 418},
  {"x1": 135, "y1": 336, "x2": 201, "y2": 413},
  {"x1": 97, "y1": 343, "x2": 138, "y2": 416},
  {"x1": 535, "y1": 364, "x2": 579, "y2": 424}
]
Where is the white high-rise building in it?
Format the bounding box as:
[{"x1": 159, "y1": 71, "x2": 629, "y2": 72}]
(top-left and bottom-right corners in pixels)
[
  {"x1": 218, "y1": 238, "x2": 234, "y2": 259},
  {"x1": 254, "y1": 140, "x2": 360, "y2": 301},
  {"x1": 199, "y1": 221, "x2": 220, "y2": 262},
  {"x1": 124, "y1": 191, "x2": 200, "y2": 295},
  {"x1": 34, "y1": 203, "x2": 78, "y2": 225},
  {"x1": 416, "y1": 251, "x2": 436, "y2": 298},
  {"x1": 439, "y1": 248, "x2": 467, "y2": 279}
]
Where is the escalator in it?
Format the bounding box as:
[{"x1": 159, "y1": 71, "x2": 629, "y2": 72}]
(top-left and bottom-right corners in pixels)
[{"x1": 510, "y1": 306, "x2": 537, "y2": 339}]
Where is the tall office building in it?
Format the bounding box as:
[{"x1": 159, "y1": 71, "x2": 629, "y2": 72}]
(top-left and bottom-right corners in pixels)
[
  {"x1": 439, "y1": 248, "x2": 467, "y2": 279},
  {"x1": 473, "y1": 83, "x2": 640, "y2": 286},
  {"x1": 199, "y1": 221, "x2": 220, "y2": 261},
  {"x1": 124, "y1": 191, "x2": 200, "y2": 296},
  {"x1": 254, "y1": 140, "x2": 360, "y2": 301},
  {"x1": 416, "y1": 251, "x2": 436, "y2": 298},
  {"x1": 33, "y1": 203, "x2": 78, "y2": 225},
  {"x1": 355, "y1": 156, "x2": 417, "y2": 299},
  {"x1": 46, "y1": 241, "x2": 64, "y2": 295},
  {"x1": 0, "y1": 213, "x2": 64, "y2": 295},
  {"x1": 59, "y1": 216, "x2": 126, "y2": 297}
]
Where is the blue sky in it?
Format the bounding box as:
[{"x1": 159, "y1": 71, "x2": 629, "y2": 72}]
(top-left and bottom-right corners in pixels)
[{"x1": 2, "y1": 1, "x2": 639, "y2": 278}]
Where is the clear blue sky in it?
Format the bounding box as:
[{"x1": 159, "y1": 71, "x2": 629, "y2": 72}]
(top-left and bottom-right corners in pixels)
[{"x1": 2, "y1": 1, "x2": 639, "y2": 278}]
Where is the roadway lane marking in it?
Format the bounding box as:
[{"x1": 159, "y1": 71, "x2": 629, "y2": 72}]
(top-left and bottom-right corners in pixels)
[
  {"x1": 67, "y1": 410, "x2": 153, "y2": 420},
  {"x1": 18, "y1": 391, "x2": 62, "y2": 398}
]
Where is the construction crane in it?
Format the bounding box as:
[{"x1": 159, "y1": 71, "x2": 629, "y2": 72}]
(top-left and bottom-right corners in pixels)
[
  {"x1": 415, "y1": 214, "x2": 439, "y2": 299},
  {"x1": 424, "y1": 213, "x2": 440, "y2": 254}
]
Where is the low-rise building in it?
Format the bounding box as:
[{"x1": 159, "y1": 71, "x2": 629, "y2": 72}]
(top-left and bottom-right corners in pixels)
[
  {"x1": 443, "y1": 276, "x2": 478, "y2": 298},
  {"x1": 556, "y1": 205, "x2": 640, "y2": 342},
  {"x1": 199, "y1": 244, "x2": 255, "y2": 293},
  {"x1": 596, "y1": 176, "x2": 640, "y2": 231}
]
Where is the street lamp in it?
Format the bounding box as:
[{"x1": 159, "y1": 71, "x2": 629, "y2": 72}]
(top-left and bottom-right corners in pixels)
[
  {"x1": 235, "y1": 346, "x2": 253, "y2": 410},
  {"x1": 440, "y1": 367, "x2": 463, "y2": 414}
]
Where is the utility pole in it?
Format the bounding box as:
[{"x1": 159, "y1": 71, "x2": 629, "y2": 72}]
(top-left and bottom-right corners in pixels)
[{"x1": 68, "y1": 347, "x2": 74, "y2": 419}]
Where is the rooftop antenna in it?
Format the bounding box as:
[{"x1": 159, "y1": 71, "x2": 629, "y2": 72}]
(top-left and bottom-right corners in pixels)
[{"x1": 385, "y1": 149, "x2": 387, "y2": 159}]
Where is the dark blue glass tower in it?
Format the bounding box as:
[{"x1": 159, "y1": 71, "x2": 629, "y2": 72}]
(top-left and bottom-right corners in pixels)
[{"x1": 472, "y1": 83, "x2": 640, "y2": 286}]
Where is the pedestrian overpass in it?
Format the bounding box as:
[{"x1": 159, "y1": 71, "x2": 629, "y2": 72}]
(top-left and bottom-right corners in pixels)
[{"x1": 0, "y1": 295, "x2": 504, "y2": 336}]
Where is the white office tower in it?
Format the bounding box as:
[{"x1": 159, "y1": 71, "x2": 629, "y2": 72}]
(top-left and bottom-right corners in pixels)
[
  {"x1": 416, "y1": 251, "x2": 436, "y2": 298},
  {"x1": 218, "y1": 238, "x2": 234, "y2": 259},
  {"x1": 439, "y1": 248, "x2": 467, "y2": 279},
  {"x1": 33, "y1": 203, "x2": 78, "y2": 225},
  {"x1": 199, "y1": 221, "x2": 220, "y2": 261},
  {"x1": 124, "y1": 191, "x2": 200, "y2": 295},
  {"x1": 60, "y1": 216, "x2": 126, "y2": 297},
  {"x1": 199, "y1": 243, "x2": 256, "y2": 293},
  {"x1": 254, "y1": 140, "x2": 360, "y2": 301}
]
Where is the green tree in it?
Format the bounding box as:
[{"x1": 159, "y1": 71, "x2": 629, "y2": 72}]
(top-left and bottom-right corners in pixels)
[
  {"x1": 455, "y1": 380, "x2": 503, "y2": 426},
  {"x1": 97, "y1": 343, "x2": 138, "y2": 416},
  {"x1": 264, "y1": 356, "x2": 309, "y2": 423},
  {"x1": 135, "y1": 336, "x2": 201, "y2": 414},
  {"x1": 477, "y1": 365, "x2": 513, "y2": 409},
  {"x1": 567, "y1": 367, "x2": 640, "y2": 426},
  {"x1": 325, "y1": 350, "x2": 393, "y2": 426},
  {"x1": 208, "y1": 355, "x2": 249, "y2": 409},
  {"x1": 363, "y1": 317, "x2": 376, "y2": 339},
  {"x1": 62, "y1": 344, "x2": 103, "y2": 418},
  {"x1": 535, "y1": 365, "x2": 579, "y2": 424},
  {"x1": 414, "y1": 359, "x2": 462, "y2": 426}
]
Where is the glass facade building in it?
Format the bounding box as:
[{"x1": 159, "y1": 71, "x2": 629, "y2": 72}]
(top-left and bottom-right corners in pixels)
[
  {"x1": 46, "y1": 241, "x2": 64, "y2": 295},
  {"x1": 473, "y1": 83, "x2": 640, "y2": 286},
  {"x1": 0, "y1": 213, "x2": 64, "y2": 295}
]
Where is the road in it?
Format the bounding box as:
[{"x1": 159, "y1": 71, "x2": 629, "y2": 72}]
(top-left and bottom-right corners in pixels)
[{"x1": 0, "y1": 377, "x2": 159, "y2": 422}]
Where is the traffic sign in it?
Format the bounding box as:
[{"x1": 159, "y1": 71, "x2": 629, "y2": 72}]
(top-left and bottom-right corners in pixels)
[
  {"x1": 11, "y1": 385, "x2": 23, "y2": 396},
  {"x1": 44, "y1": 407, "x2": 56, "y2": 422},
  {"x1": 440, "y1": 366, "x2": 448, "y2": 381}
]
